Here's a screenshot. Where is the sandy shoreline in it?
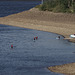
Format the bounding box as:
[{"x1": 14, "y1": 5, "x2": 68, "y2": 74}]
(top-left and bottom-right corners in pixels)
[
  {"x1": 48, "y1": 63, "x2": 75, "y2": 75},
  {"x1": 0, "y1": 8, "x2": 75, "y2": 40},
  {"x1": 0, "y1": 8, "x2": 75, "y2": 75}
]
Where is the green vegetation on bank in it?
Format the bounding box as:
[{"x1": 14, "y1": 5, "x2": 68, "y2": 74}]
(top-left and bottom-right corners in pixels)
[{"x1": 35, "y1": 0, "x2": 75, "y2": 13}]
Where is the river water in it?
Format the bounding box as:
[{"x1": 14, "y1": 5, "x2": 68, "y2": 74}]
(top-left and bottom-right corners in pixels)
[
  {"x1": 0, "y1": 1, "x2": 40, "y2": 17},
  {"x1": 0, "y1": 1, "x2": 75, "y2": 75},
  {"x1": 0, "y1": 25, "x2": 75, "y2": 75}
]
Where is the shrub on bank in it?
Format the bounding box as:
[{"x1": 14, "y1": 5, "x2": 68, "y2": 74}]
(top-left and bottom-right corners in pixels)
[{"x1": 36, "y1": 0, "x2": 75, "y2": 13}]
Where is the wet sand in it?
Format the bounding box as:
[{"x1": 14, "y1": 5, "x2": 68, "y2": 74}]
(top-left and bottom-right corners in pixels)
[
  {"x1": 0, "y1": 8, "x2": 75, "y2": 75},
  {"x1": 48, "y1": 63, "x2": 75, "y2": 75}
]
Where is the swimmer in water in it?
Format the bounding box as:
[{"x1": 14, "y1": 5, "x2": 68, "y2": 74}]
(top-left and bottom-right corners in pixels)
[
  {"x1": 58, "y1": 36, "x2": 60, "y2": 39},
  {"x1": 11, "y1": 45, "x2": 13, "y2": 48},
  {"x1": 56, "y1": 36, "x2": 60, "y2": 39},
  {"x1": 35, "y1": 36, "x2": 38, "y2": 40},
  {"x1": 34, "y1": 37, "x2": 35, "y2": 40}
]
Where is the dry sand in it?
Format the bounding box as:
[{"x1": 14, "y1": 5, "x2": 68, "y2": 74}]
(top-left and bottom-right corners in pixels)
[
  {"x1": 0, "y1": 8, "x2": 75, "y2": 75},
  {"x1": 0, "y1": 8, "x2": 75, "y2": 42}
]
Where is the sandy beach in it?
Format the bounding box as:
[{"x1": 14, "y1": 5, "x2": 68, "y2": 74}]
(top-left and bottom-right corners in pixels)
[
  {"x1": 0, "y1": 8, "x2": 75, "y2": 41},
  {"x1": 48, "y1": 63, "x2": 75, "y2": 75},
  {"x1": 0, "y1": 8, "x2": 75, "y2": 75}
]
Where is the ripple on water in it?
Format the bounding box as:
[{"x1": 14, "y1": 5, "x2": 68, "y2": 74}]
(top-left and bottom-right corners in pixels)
[{"x1": 0, "y1": 25, "x2": 75, "y2": 75}]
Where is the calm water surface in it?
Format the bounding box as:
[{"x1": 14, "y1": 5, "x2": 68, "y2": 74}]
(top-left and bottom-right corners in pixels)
[
  {"x1": 0, "y1": 25, "x2": 75, "y2": 75},
  {"x1": 0, "y1": 1, "x2": 40, "y2": 17},
  {"x1": 0, "y1": 1, "x2": 75, "y2": 75}
]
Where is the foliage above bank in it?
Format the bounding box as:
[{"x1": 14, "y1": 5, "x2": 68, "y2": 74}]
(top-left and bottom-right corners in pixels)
[{"x1": 36, "y1": 0, "x2": 75, "y2": 13}]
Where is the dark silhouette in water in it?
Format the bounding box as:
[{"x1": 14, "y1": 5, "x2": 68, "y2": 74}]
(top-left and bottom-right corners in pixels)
[
  {"x1": 56, "y1": 36, "x2": 60, "y2": 39},
  {"x1": 58, "y1": 36, "x2": 60, "y2": 39}
]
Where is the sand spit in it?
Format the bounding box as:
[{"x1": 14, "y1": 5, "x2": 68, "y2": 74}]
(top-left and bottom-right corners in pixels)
[
  {"x1": 0, "y1": 8, "x2": 75, "y2": 75},
  {"x1": 48, "y1": 63, "x2": 75, "y2": 75},
  {"x1": 0, "y1": 8, "x2": 75, "y2": 42}
]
